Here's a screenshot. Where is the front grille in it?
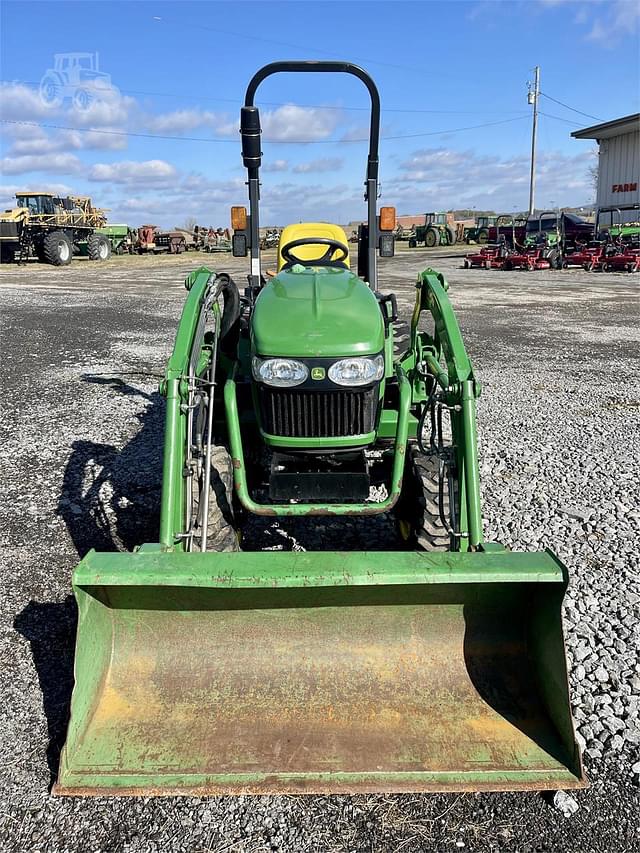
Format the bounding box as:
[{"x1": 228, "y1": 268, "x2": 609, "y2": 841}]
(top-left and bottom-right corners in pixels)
[{"x1": 258, "y1": 386, "x2": 378, "y2": 438}]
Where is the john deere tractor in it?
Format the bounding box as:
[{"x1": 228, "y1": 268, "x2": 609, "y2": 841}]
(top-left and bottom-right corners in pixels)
[
  {"x1": 409, "y1": 212, "x2": 456, "y2": 248},
  {"x1": 55, "y1": 62, "x2": 583, "y2": 797}
]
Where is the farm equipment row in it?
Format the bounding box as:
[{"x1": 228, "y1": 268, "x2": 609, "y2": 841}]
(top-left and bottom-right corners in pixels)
[
  {"x1": 464, "y1": 207, "x2": 640, "y2": 272},
  {"x1": 465, "y1": 240, "x2": 639, "y2": 272}
]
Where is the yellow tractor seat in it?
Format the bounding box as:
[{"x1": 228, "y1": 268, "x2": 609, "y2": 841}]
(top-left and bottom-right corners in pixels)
[{"x1": 277, "y1": 222, "x2": 350, "y2": 272}]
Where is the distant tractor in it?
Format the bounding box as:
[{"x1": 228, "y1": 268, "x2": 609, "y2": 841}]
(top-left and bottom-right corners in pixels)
[
  {"x1": 0, "y1": 192, "x2": 110, "y2": 265},
  {"x1": 409, "y1": 212, "x2": 456, "y2": 248},
  {"x1": 465, "y1": 215, "x2": 497, "y2": 244},
  {"x1": 39, "y1": 53, "x2": 118, "y2": 111}
]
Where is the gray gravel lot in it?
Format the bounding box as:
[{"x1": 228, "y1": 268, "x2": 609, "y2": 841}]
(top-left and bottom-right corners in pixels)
[{"x1": 1, "y1": 247, "x2": 639, "y2": 852}]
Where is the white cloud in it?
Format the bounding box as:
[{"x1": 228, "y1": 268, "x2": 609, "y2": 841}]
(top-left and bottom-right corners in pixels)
[
  {"x1": 0, "y1": 82, "x2": 51, "y2": 121},
  {"x1": 0, "y1": 81, "x2": 135, "y2": 128},
  {"x1": 263, "y1": 159, "x2": 289, "y2": 173},
  {"x1": 586, "y1": 0, "x2": 640, "y2": 42},
  {"x1": 0, "y1": 152, "x2": 83, "y2": 175},
  {"x1": 213, "y1": 105, "x2": 342, "y2": 142},
  {"x1": 261, "y1": 105, "x2": 342, "y2": 142},
  {"x1": 537, "y1": 0, "x2": 639, "y2": 43},
  {"x1": 144, "y1": 109, "x2": 224, "y2": 134},
  {"x1": 388, "y1": 146, "x2": 597, "y2": 210},
  {"x1": 7, "y1": 127, "x2": 126, "y2": 156},
  {"x1": 64, "y1": 94, "x2": 135, "y2": 128},
  {"x1": 88, "y1": 159, "x2": 177, "y2": 184},
  {"x1": 293, "y1": 157, "x2": 344, "y2": 174}
]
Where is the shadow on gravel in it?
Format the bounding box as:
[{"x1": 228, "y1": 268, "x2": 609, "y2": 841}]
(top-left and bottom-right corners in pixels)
[
  {"x1": 58, "y1": 376, "x2": 164, "y2": 557},
  {"x1": 12, "y1": 378, "x2": 165, "y2": 789},
  {"x1": 14, "y1": 597, "x2": 77, "y2": 786}
]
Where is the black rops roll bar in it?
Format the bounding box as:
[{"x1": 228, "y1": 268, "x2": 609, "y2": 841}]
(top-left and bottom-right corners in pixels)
[{"x1": 240, "y1": 61, "x2": 382, "y2": 290}]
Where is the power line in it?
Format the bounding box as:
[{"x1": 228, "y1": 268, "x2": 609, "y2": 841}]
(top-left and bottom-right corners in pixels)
[
  {"x1": 539, "y1": 111, "x2": 588, "y2": 127},
  {"x1": 2, "y1": 79, "x2": 529, "y2": 117},
  {"x1": 1, "y1": 115, "x2": 529, "y2": 145},
  {"x1": 372, "y1": 116, "x2": 528, "y2": 140},
  {"x1": 150, "y1": 17, "x2": 460, "y2": 80},
  {"x1": 540, "y1": 92, "x2": 603, "y2": 123}
]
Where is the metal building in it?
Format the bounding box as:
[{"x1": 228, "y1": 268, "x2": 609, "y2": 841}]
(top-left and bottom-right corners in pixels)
[{"x1": 572, "y1": 113, "x2": 639, "y2": 222}]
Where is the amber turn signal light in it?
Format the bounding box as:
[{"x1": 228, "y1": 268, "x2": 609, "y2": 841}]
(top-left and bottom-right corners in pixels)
[
  {"x1": 379, "y1": 206, "x2": 396, "y2": 231},
  {"x1": 231, "y1": 206, "x2": 247, "y2": 230}
]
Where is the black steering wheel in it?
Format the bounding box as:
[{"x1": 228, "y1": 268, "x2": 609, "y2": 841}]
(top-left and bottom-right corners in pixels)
[{"x1": 280, "y1": 237, "x2": 349, "y2": 267}]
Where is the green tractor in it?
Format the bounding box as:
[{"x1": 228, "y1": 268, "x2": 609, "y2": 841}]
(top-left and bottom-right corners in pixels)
[
  {"x1": 55, "y1": 62, "x2": 584, "y2": 797},
  {"x1": 465, "y1": 215, "x2": 497, "y2": 244},
  {"x1": 409, "y1": 212, "x2": 456, "y2": 248}
]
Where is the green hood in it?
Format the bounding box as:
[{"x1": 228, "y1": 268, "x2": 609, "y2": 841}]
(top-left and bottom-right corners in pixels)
[{"x1": 251, "y1": 266, "x2": 385, "y2": 357}]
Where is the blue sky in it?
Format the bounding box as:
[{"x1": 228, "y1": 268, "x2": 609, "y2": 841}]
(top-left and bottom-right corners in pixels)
[{"x1": 1, "y1": 0, "x2": 639, "y2": 227}]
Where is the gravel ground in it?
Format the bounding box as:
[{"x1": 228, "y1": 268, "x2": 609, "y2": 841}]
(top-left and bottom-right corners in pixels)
[{"x1": 1, "y1": 248, "x2": 639, "y2": 852}]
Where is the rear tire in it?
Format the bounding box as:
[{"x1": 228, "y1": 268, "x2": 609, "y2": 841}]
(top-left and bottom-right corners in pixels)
[
  {"x1": 395, "y1": 444, "x2": 453, "y2": 551},
  {"x1": 477, "y1": 230, "x2": 489, "y2": 244},
  {"x1": 43, "y1": 230, "x2": 72, "y2": 266},
  {"x1": 190, "y1": 445, "x2": 240, "y2": 552},
  {"x1": 87, "y1": 233, "x2": 112, "y2": 261},
  {"x1": 424, "y1": 228, "x2": 438, "y2": 248}
]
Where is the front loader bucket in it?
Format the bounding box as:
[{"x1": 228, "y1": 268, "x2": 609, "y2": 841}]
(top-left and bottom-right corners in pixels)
[{"x1": 55, "y1": 548, "x2": 585, "y2": 795}]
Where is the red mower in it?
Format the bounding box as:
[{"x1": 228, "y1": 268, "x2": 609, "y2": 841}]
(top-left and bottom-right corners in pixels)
[
  {"x1": 505, "y1": 246, "x2": 552, "y2": 271},
  {"x1": 602, "y1": 247, "x2": 640, "y2": 272},
  {"x1": 563, "y1": 242, "x2": 607, "y2": 271},
  {"x1": 463, "y1": 244, "x2": 510, "y2": 270}
]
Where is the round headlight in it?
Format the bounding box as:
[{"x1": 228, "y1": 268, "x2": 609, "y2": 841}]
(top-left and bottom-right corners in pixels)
[
  {"x1": 328, "y1": 355, "x2": 384, "y2": 387},
  {"x1": 252, "y1": 357, "x2": 308, "y2": 387}
]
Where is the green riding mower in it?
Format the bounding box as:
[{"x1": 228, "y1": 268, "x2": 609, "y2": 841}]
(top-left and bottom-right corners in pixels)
[{"x1": 55, "y1": 62, "x2": 584, "y2": 796}]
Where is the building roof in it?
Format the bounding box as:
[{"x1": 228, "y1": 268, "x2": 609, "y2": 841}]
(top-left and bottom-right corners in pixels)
[{"x1": 571, "y1": 113, "x2": 639, "y2": 141}]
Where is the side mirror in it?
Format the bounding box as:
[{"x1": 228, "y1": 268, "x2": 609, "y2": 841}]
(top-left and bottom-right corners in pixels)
[
  {"x1": 232, "y1": 233, "x2": 248, "y2": 257},
  {"x1": 379, "y1": 233, "x2": 395, "y2": 258}
]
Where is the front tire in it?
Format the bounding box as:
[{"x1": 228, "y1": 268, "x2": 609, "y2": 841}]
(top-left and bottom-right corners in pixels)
[
  {"x1": 43, "y1": 230, "x2": 72, "y2": 266},
  {"x1": 87, "y1": 233, "x2": 112, "y2": 261},
  {"x1": 445, "y1": 226, "x2": 456, "y2": 245},
  {"x1": 190, "y1": 445, "x2": 240, "y2": 552},
  {"x1": 395, "y1": 445, "x2": 453, "y2": 551}
]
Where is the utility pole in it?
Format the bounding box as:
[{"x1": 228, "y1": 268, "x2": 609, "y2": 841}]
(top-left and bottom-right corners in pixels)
[{"x1": 528, "y1": 66, "x2": 540, "y2": 216}]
